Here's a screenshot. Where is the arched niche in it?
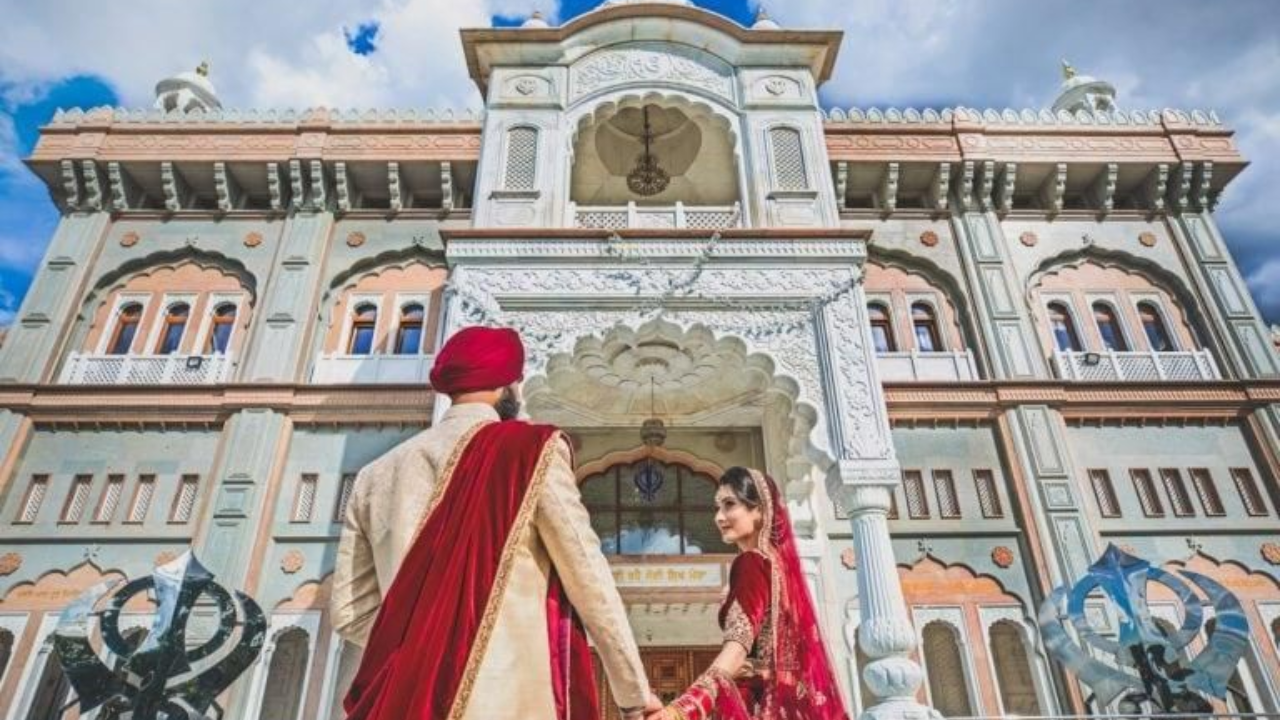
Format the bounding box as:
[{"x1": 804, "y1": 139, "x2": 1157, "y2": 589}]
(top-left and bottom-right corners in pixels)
[{"x1": 568, "y1": 91, "x2": 743, "y2": 211}]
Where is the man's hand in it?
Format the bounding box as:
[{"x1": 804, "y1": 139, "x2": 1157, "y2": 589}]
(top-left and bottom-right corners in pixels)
[{"x1": 622, "y1": 691, "x2": 665, "y2": 720}]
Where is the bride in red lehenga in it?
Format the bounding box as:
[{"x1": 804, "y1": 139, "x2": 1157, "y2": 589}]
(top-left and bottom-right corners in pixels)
[{"x1": 649, "y1": 467, "x2": 850, "y2": 720}]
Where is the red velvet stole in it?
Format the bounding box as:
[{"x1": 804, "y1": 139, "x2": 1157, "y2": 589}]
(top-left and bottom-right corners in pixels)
[{"x1": 344, "y1": 421, "x2": 599, "y2": 720}]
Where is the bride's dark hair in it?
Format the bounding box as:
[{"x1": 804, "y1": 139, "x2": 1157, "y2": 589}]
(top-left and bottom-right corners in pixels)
[{"x1": 718, "y1": 466, "x2": 761, "y2": 508}]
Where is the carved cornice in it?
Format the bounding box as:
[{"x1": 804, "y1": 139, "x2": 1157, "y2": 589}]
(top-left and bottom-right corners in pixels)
[
  {"x1": 1, "y1": 379, "x2": 1275, "y2": 426},
  {"x1": 882, "y1": 379, "x2": 1280, "y2": 423},
  {"x1": 0, "y1": 384, "x2": 435, "y2": 427},
  {"x1": 823, "y1": 107, "x2": 1245, "y2": 169}
]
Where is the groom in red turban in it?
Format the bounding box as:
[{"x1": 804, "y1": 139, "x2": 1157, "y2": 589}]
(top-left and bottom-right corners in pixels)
[{"x1": 332, "y1": 326, "x2": 659, "y2": 720}]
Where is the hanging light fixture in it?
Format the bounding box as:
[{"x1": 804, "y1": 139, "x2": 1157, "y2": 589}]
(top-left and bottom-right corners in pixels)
[
  {"x1": 633, "y1": 377, "x2": 668, "y2": 502},
  {"x1": 626, "y1": 106, "x2": 671, "y2": 197}
]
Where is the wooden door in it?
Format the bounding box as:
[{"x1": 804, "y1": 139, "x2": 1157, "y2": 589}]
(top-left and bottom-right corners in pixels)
[{"x1": 593, "y1": 647, "x2": 722, "y2": 720}]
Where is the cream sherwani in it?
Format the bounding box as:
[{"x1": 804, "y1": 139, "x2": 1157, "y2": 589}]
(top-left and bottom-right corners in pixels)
[{"x1": 331, "y1": 402, "x2": 649, "y2": 718}]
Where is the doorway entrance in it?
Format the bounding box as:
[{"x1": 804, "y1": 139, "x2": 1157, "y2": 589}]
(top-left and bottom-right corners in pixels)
[{"x1": 593, "y1": 647, "x2": 722, "y2": 720}]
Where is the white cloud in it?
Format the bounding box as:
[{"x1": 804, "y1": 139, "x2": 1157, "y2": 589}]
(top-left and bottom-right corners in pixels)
[{"x1": 0, "y1": 0, "x2": 543, "y2": 110}]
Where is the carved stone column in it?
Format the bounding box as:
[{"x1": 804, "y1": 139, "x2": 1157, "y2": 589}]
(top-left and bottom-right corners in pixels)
[{"x1": 817, "y1": 285, "x2": 940, "y2": 720}]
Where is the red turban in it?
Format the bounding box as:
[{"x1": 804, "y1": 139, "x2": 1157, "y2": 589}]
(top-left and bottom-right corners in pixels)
[{"x1": 429, "y1": 326, "x2": 525, "y2": 394}]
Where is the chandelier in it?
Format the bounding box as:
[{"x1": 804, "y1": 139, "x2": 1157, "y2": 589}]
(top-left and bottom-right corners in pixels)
[
  {"x1": 633, "y1": 377, "x2": 668, "y2": 502},
  {"x1": 626, "y1": 106, "x2": 670, "y2": 197}
]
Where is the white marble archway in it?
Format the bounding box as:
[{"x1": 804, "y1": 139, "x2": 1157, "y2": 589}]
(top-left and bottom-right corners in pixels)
[{"x1": 440, "y1": 233, "x2": 940, "y2": 720}]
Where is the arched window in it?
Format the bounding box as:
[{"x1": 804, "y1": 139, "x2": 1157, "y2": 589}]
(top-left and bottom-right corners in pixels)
[
  {"x1": 327, "y1": 641, "x2": 364, "y2": 720},
  {"x1": 348, "y1": 303, "x2": 378, "y2": 355},
  {"x1": 769, "y1": 127, "x2": 809, "y2": 191},
  {"x1": 0, "y1": 628, "x2": 12, "y2": 686},
  {"x1": 259, "y1": 627, "x2": 310, "y2": 720},
  {"x1": 155, "y1": 302, "x2": 190, "y2": 355},
  {"x1": 108, "y1": 303, "x2": 143, "y2": 355},
  {"x1": 1092, "y1": 302, "x2": 1128, "y2": 351},
  {"x1": 868, "y1": 303, "x2": 896, "y2": 353},
  {"x1": 1138, "y1": 302, "x2": 1174, "y2": 351},
  {"x1": 504, "y1": 126, "x2": 539, "y2": 191},
  {"x1": 989, "y1": 620, "x2": 1042, "y2": 716},
  {"x1": 912, "y1": 303, "x2": 942, "y2": 352},
  {"x1": 395, "y1": 303, "x2": 426, "y2": 355},
  {"x1": 579, "y1": 460, "x2": 719, "y2": 555},
  {"x1": 206, "y1": 303, "x2": 238, "y2": 354},
  {"x1": 1205, "y1": 617, "x2": 1257, "y2": 714},
  {"x1": 25, "y1": 639, "x2": 71, "y2": 720},
  {"x1": 922, "y1": 622, "x2": 974, "y2": 717},
  {"x1": 1047, "y1": 302, "x2": 1082, "y2": 352}
]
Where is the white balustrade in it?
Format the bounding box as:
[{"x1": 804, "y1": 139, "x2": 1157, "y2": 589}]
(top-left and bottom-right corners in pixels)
[
  {"x1": 59, "y1": 352, "x2": 234, "y2": 385},
  {"x1": 571, "y1": 201, "x2": 741, "y2": 230},
  {"x1": 876, "y1": 350, "x2": 979, "y2": 382},
  {"x1": 311, "y1": 353, "x2": 434, "y2": 384},
  {"x1": 1053, "y1": 348, "x2": 1220, "y2": 381}
]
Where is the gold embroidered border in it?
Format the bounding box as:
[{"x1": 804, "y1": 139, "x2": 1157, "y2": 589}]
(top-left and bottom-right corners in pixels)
[
  {"x1": 448, "y1": 433, "x2": 561, "y2": 720},
  {"x1": 407, "y1": 420, "x2": 492, "y2": 548}
]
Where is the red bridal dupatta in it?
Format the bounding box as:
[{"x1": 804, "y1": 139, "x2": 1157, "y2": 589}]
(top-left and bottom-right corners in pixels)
[
  {"x1": 344, "y1": 421, "x2": 599, "y2": 720},
  {"x1": 667, "y1": 469, "x2": 849, "y2": 720}
]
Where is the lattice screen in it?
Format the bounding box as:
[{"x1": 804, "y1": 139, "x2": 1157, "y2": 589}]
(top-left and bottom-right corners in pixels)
[
  {"x1": 973, "y1": 470, "x2": 1004, "y2": 518},
  {"x1": 503, "y1": 127, "x2": 539, "y2": 191},
  {"x1": 769, "y1": 127, "x2": 809, "y2": 191}
]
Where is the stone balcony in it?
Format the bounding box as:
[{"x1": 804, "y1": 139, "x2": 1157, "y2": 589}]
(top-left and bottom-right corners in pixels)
[
  {"x1": 60, "y1": 352, "x2": 234, "y2": 385},
  {"x1": 311, "y1": 353, "x2": 434, "y2": 384},
  {"x1": 1052, "y1": 348, "x2": 1220, "y2": 382},
  {"x1": 571, "y1": 201, "x2": 741, "y2": 231},
  {"x1": 876, "y1": 350, "x2": 980, "y2": 382}
]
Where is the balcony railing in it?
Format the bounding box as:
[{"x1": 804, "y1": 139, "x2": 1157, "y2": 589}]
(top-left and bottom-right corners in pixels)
[
  {"x1": 312, "y1": 353, "x2": 434, "y2": 384},
  {"x1": 571, "y1": 201, "x2": 741, "y2": 231},
  {"x1": 877, "y1": 350, "x2": 980, "y2": 382},
  {"x1": 60, "y1": 352, "x2": 234, "y2": 385},
  {"x1": 1053, "y1": 348, "x2": 1220, "y2": 381}
]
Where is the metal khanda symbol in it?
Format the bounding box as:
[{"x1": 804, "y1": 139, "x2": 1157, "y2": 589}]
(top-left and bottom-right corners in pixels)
[
  {"x1": 53, "y1": 550, "x2": 266, "y2": 720},
  {"x1": 1038, "y1": 544, "x2": 1251, "y2": 714}
]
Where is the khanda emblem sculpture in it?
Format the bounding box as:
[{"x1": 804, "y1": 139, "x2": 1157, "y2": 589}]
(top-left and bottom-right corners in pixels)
[
  {"x1": 52, "y1": 551, "x2": 266, "y2": 719},
  {"x1": 1038, "y1": 544, "x2": 1251, "y2": 714}
]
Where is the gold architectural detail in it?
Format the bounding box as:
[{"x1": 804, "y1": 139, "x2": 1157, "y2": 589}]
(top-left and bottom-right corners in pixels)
[
  {"x1": 990, "y1": 546, "x2": 1015, "y2": 568},
  {"x1": 0, "y1": 552, "x2": 22, "y2": 576},
  {"x1": 840, "y1": 547, "x2": 857, "y2": 570},
  {"x1": 1019, "y1": 231, "x2": 1038, "y2": 247},
  {"x1": 346, "y1": 231, "x2": 367, "y2": 248},
  {"x1": 1262, "y1": 542, "x2": 1280, "y2": 566},
  {"x1": 120, "y1": 231, "x2": 140, "y2": 248},
  {"x1": 280, "y1": 549, "x2": 305, "y2": 574},
  {"x1": 919, "y1": 230, "x2": 939, "y2": 248},
  {"x1": 244, "y1": 231, "x2": 263, "y2": 248},
  {"x1": 1139, "y1": 231, "x2": 1158, "y2": 248}
]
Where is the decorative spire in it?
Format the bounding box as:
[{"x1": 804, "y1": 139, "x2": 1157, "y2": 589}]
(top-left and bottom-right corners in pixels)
[
  {"x1": 752, "y1": 6, "x2": 781, "y2": 30},
  {"x1": 1061, "y1": 59, "x2": 1076, "y2": 81},
  {"x1": 522, "y1": 9, "x2": 551, "y2": 28},
  {"x1": 1051, "y1": 60, "x2": 1117, "y2": 114},
  {"x1": 196, "y1": 61, "x2": 210, "y2": 77}
]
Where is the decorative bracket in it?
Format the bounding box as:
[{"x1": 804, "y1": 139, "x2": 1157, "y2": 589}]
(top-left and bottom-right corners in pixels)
[
  {"x1": 977, "y1": 160, "x2": 995, "y2": 213},
  {"x1": 1168, "y1": 162, "x2": 1193, "y2": 213},
  {"x1": 876, "y1": 162, "x2": 899, "y2": 218},
  {"x1": 1088, "y1": 162, "x2": 1118, "y2": 218},
  {"x1": 214, "y1": 161, "x2": 242, "y2": 214},
  {"x1": 81, "y1": 160, "x2": 105, "y2": 212},
  {"x1": 995, "y1": 162, "x2": 1017, "y2": 215},
  {"x1": 1039, "y1": 163, "x2": 1067, "y2": 219},
  {"x1": 309, "y1": 159, "x2": 328, "y2": 211},
  {"x1": 1141, "y1": 163, "x2": 1169, "y2": 218},
  {"x1": 288, "y1": 159, "x2": 305, "y2": 211},
  {"x1": 953, "y1": 161, "x2": 976, "y2": 213},
  {"x1": 836, "y1": 161, "x2": 850, "y2": 211},
  {"x1": 927, "y1": 162, "x2": 950, "y2": 215},
  {"x1": 388, "y1": 161, "x2": 403, "y2": 214},
  {"x1": 59, "y1": 159, "x2": 81, "y2": 211},
  {"x1": 160, "y1": 162, "x2": 191, "y2": 212},
  {"x1": 266, "y1": 162, "x2": 284, "y2": 212},
  {"x1": 107, "y1": 162, "x2": 142, "y2": 211},
  {"x1": 334, "y1": 161, "x2": 353, "y2": 214},
  {"x1": 441, "y1": 161, "x2": 454, "y2": 215},
  {"x1": 1192, "y1": 161, "x2": 1216, "y2": 212}
]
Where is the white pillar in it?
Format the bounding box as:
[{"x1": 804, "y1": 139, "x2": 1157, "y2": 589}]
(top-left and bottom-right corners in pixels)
[{"x1": 843, "y1": 472, "x2": 942, "y2": 720}]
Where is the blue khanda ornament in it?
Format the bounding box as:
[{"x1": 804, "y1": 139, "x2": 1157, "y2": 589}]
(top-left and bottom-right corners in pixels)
[
  {"x1": 53, "y1": 550, "x2": 265, "y2": 720},
  {"x1": 634, "y1": 458, "x2": 665, "y2": 503},
  {"x1": 1038, "y1": 543, "x2": 1251, "y2": 714}
]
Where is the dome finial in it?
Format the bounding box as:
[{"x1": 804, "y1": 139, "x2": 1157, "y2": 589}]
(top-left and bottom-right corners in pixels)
[
  {"x1": 752, "y1": 5, "x2": 781, "y2": 29},
  {"x1": 522, "y1": 9, "x2": 551, "y2": 28},
  {"x1": 1061, "y1": 59, "x2": 1076, "y2": 81}
]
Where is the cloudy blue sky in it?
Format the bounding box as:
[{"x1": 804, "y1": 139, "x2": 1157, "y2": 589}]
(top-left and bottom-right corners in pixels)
[{"x1": 1, "y1": 0, "x2": 1277, "y2": 327}]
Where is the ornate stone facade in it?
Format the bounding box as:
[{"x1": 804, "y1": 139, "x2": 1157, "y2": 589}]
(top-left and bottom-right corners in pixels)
[{"x1": 0, "y1": 3, "x2": 1278, "y2": 720}]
